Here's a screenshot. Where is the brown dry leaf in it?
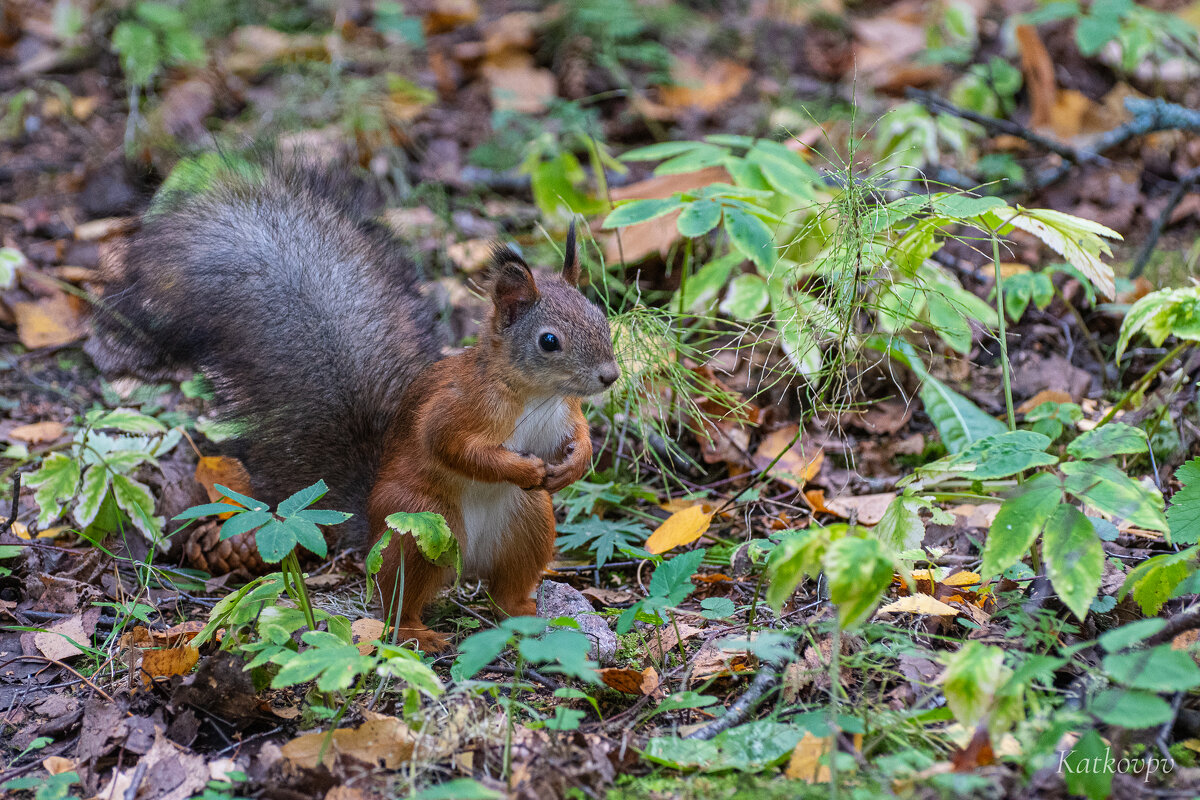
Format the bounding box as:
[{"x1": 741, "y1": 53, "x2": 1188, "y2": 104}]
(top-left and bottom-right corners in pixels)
[
  {"x1": 481, "y1": 51, "x2": 556, "y2": 113},
  {"x1": 1017, "y1": 389, "x2": 1073, "y2": 414},
  {"x1": 786, "y1": 732, "x2": 833, "y2": 782},
  {"x1": 140, "y1": 645, "x2": 200, "y2": 684},
  {"x1": 824, "y1": 492, "x2": 894, "y2": 526},
  {"x1": 602, "y1": 166, "x2": 731, "y2": 263},
  {"x1": 34, "y1": 614, "x2": 88, "y2": 661},
  {"x1": 74, "y1": 217, "x2": 136, "y2": 241},
  {"x1": 951, "y1": 723, "x2": 996, "y2": 771},
  {"x1": 42, "y1": 756, "x2": 75, "y2": 775},
  {"x1": 655, "y1": 57, "x2": 751, "y2": 114},
  {"x1": 1045, "y1": 89, "x2": 1101, "y2": 141},
  {"x1": 92, "y1": 731, "x2": 209, "y2": 800},
  {"x1": 877, "y1": 594, "x2": 960, "y2": 617},
  {"x1": 844, "y1": 399, "x2": 913, "y2": 436},
  {"x1": 9, "y1": 421, "x2": 65, "y2": 444},
  {"x1": 580, "y1": 586, "x2": 638, "y2": 606},
  {"x1": 425, "y1": 0, "x2": 479, "y2": 34},
  {"x1": 483, "y1": 11, "x2": 540, "y2": 56},
  {"x1": 194, "y1": 455, "x2": 253, "y2": 509},
  {"x1": 283, "y1": 717, "x2": 414, "y2": 769},
  {"x1": 804, "y1": 489, "x2": 831, "y2": 514},
  {"x1": 947, "y1": 503, "x2": 1000, "y2": 529},
  {"x1": 1017, "y1": 25, "x2": 1056, "y2": 130},
  {"x1": 326, "y1": 788, "x2": 366, "y2": 800},
  {"x1": 225, "y1": 26, "x2": 327, "y2": 76},
  {"x1": 645, "y1": 505, "x2": 714, "y2": 555},
  {"x1": 446, "y1": 238, "x2": 493, "y2": 273},
  {"x1": 752, "y1": 426, "x2": 824, "y2": 490},
  {"x1": 13, "y1": 291, "x2": 88, "y2": 349},
  {"x1": 689, "y1": 640, "x2": 752, "y2": 683},
  {"x1": 598, "y1": 666, "x2": 659, "y2": 695},
  {"x1": 649, "y1": 621, "x2": 704, "y2": 662},
  {"x1": 351, "y1": 618, "x2": 385, "y2": 655}
]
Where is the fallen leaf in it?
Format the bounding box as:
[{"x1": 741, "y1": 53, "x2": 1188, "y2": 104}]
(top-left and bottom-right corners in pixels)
[
  {"x1": 649, "y1": 621, "x2": 703, "y2": 662},
  {"x1": 140, "y1": 645, "x2": 200, "y2": 684},
  {"x1": 351, "y1": 618, "x2": 385, "y2": 655},
  {"x1": 1017, "y1": 389, "x2": 1073, "y2": 414},
  {"x1": 194, "y1": 455, "x2": 253, "y2": 519},
  {"x1": 481, "y1": 51, "x2": 556, "y2": 113},
  {"x1": 225, "y1": 26, "x2": 326, "y2": 76},
  {"x1": 824, "y1": 492, "x2": 894, "y2": 526},
  {"x1": 786, "y1": 731, "x2": 833, "y2": 782},
  {"x1": 951, "y1": 723, "x2": 995, "y2": 771},
  {"x1": 877, "y1": 594, "x2": 960, "y2": 617},
  {"x1": 942, "y1": 572, "x2": 981, "y2": 588},
  {"x1": 8, "y1": 421, "x2": 65, "y2": 444},
  {"x1": 598, "y1": 666, "x2": 660, "y2": 695},
  {"x1": 654, "y1": 57, "x2": 751, "y2": 115},
  {"x1": 645, "y1": 505, "x2": 714, "y2": 555},
  {"x1": 424, "y1": 0, "x2": 479, "y2": 34},
  {"x1": 602, "y1": 166, "x2": 731, "y2": 263},
  {"x1": 282, "y1": 717, "x2": 414, "y2": 769},
  {"x1": 34, "y1": 614, "x2": 88, "y2": 661},
  {"x1": 446, "y1": 238, "x2": 493, "y2": 273},
  {"x1": 752, "y1": 426, "x2": 824, "y2": 490},
  {"x1": 1017, "y1": 25, "x2": 1056, "y2": 130},
  {"x1": 13, "y1": 291, "x2": 88, "y2": 349},
  {"x1": 42, "y1": 756, "x2": 75, "y2": 775},
  {"x1": 92, "y1": 730, "x2": 208, "y2": 800}
]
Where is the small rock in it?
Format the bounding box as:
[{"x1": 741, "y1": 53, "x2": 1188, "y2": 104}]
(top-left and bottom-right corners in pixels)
[{"x1": 537, "y1": 580, "x2": 617, "y2": 666}]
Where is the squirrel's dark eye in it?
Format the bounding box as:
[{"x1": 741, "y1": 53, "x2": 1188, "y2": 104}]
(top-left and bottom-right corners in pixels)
[{"x1": 539, "y1": 332, "x2": 560, "y2": 352}]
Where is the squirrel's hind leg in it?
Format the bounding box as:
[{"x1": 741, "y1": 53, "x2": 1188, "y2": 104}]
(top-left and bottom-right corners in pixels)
[{"x1": 487, "y1": 492, "x2": 556, "y2": 618}]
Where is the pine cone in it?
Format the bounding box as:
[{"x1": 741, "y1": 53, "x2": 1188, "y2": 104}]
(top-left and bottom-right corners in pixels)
[{"x1": 185, "y1": 521, "x2": 266, "y2": 576}]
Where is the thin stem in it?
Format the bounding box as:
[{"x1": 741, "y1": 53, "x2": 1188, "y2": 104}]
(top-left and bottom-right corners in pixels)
[
  {"x1": 991, "y1": 233, "x2": 1016, "y2": 431},
  {"x1": 283, "y1": 551, "x2": 318, "y2": 632},
  {"x1": 828, "y1": 622, "x2": 841, "y2": 798},
  {"x1": 1098, "y1": 341, "x2": 1190, "y2": 427}
]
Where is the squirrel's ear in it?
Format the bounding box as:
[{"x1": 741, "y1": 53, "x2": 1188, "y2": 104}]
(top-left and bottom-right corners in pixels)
[
  {"x1": 561, "y1": 219, "x2": 579, "y2": 286},
  {"x1": 490, "y1": 246, "x2": 539, "y2": 326}
]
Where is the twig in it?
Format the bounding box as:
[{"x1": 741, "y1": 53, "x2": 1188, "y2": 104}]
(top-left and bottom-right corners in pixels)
[
  {"x1": 1, "y1": 472, "x2": 20, "y2": 535},
  {"x1": 1131, "y1": 165, "x2": 1200, "y2": 280},
  {"x1": 484, "y1": 664, "x2": 562, "y2": 693},
  {"x1": 1146, "y1": 604, "x2": 1200, "y2": 647},
  {"x1": 1098, "y1": 341, "x2": 1190, "y2": 427},
  {"x1": 684, "y1": 664, "x2": 779, "y2": 741}
]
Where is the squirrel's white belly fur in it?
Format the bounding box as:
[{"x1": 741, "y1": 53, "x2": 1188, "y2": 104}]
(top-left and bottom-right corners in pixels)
[{"x1": 461, "y1": 397, "x2": 570, "y2": 574}]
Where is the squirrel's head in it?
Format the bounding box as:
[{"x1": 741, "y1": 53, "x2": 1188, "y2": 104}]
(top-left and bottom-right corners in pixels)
[{"x1": 487, "y1": 222, "x2": 619, "y2": 398}]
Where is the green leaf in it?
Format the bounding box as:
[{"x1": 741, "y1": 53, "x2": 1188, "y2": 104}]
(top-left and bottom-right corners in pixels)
[
  {"x1": 1098, "y1": 618, "x2": 1167, "y2": 652},
  {"x1": 958, "y1": 430, "x2": 1057, "y2": 480},
  {"x1": 518, "y1": 629, "x2": 600, "y2": 683},
  {"x1": 111, "y1": 21, "x2": 160, "y2": 87},
  {"x1": 293, "y1": 509, "x2": 354, "y2": 526},
  {"x1": 1168, "y1": 458, "x2": 1200, "y2": 544},
  {"x1": 86, "y1": 407, "x2": 167, "y2": 434},
  {"x1": 218, "y1": 509, "x2": 272, "y2": 540},
  {"x1": 925, "y1": 292, "x2": 973, "y2": 354},
  {"x1": 648, "y1": 548, "x2": 706, "y2": 606},
  {"x1": 930, "y1": 193, "x2": 1007, "y2": 220},
  {"x1": 1119, "y1": 547, "x2": 1197, "y2": 615},
  {"x1": 386, "y1": 511, "x2": 459, "y2": 571},
  {"x1": 135, "y1": 1, "x2": 188, "y2": 29},
  {"x1": 1115, "y1": 287, "x2": 1200, "y2": 361},
  {"x1": 1103, "y1": 645, "x2": 1200, "y2": 692},
  {"x1": 277, "y1": 480, "x2": 328, "y2": 517},
  {"x1": 214, "y1": 483, "x2": 267, "y2": 511},
  {"x1": 110, "y1": 474, "x2": 162, "y2": 542},
  {"x1": 643, "y1": 720, "x2": 802, "y2": 772},
  {"x1": 723, "y1": 207, "x2": 775, "y2": 270},
  {"x1": 673, "y1": 251, "x2": 741, "y2": 313},
  {"x1": 873, "y1": 495, "x2": 925, "y2": 551},
  {"x1": 173, "y1": 502, "x2": 240, "y2": 520},
  {"x1": 676, "y1": 199, "x2": 722, "y2": 237},
  {"x1": 254, "y1": 519, "x2": 297, "y2": 563},
  {"x1": 1061, "y1": 459, "x2": 1169, "y2": 532},
  {"x1": 26, "y1": 452, "x2": 80, "y2": 527},
  {"x1": 985, "y1": 206, "x2": 1119, "y2": 300},
  {"x1": 601, "y1": 197, "x2": 683, "y2": 229},
  {"x1": 282, "y1": 517, "x2": 327, "y2": 558},
  {"x1": 1076, "y1": 14, "x2": 1121, "y2": 55},
  {"x1": 1067, "y1": 422, "x2": 1148, "y2": 460},
  {"x1": 74, "y1": 465, "x2": 111, "y2": 530},
  {"x1": 941, "y1": 642, "x2": 1010, "y2": 729},
  {"x1": 825, "y1": 536, "x2": 894, "y2": 629},
  {"x1": 1063, "y1": 729, "x2": 1113, "y2": 800},
  {"x1": 765, "y1": 528, "x2": 829, "y2": 613},
  {"x1": 1089, "y1": 688, "x2": 1173, "y2": 728},
  {"x1": 272, "y1": 632, "x2": 368, "y2": 692},
  {"x1": 1042, "y1": 504, "x2": 1103, "y2": 621},
  {"x1": 981, "y1": 472, "x2": 1063, "y2": 579},
  {"x1": 719, "y1": 272, "x2": 769, "y2": 320},
  {"x1": 656, "y1": 144, "x2": 730, "y2": 174},
  {"x1": 0, "y1": 247, "x2": 24, "y2": 289},
  {"x1": 619, "y1": 141, "x2": 708, "y2": 161},
  {"x1": 453, "y1": 627, "x2": 513, "y2": 680}
]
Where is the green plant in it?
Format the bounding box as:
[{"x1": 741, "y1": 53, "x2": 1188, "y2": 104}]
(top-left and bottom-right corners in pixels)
[
  {"x1": 111, "y1": 1, "x2": 206, "y2": 90},
  {"x1": 1025, "y1": 0, "x2": 1200, "y2": 73},
  {"x1": 556, "y1": 516, "x2": 650, "y2": 569},
  {"x1": 25, "y1": 408, "x2": 181, "y2": 546},
  {"x1": 1, "y1": 771, "x2": 80, "y2": 800},
  {"x1": 948, "y1": 57, "x2": 1023, "y2": 118}
]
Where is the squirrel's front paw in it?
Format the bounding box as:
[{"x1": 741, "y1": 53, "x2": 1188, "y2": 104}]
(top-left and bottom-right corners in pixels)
[
  {"x1": 543, "y1": 450, "x2": 588, "y2": 493},
  {"x1": 512, "y1": 455, "x2": 546, "y2": 490}
]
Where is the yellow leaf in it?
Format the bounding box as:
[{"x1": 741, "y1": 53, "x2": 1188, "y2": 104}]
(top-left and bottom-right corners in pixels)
[
  {"x1": 645, "y1": 505, "x2": 714, "y2": 555},
  {"x1": 139, "y1": 645, "x2": 199, "y2": 684},
  {"x1": 942, "y1": 571, "x2": 982, "y2": 587},
  {"x1": 878, "y1": 594, "x2": 960, "y2": 617},
  {"x1": 786, "y1": 732, "x2": 832, "y2": 782}
]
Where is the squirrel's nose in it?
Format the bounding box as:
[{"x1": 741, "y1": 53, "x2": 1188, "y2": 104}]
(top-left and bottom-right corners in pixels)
[{"x1": 597, "y1": 362, "x2": 619, "y2": 388}]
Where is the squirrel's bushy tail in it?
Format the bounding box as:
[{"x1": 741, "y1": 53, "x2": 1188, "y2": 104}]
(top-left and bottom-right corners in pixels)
[{"x1": 88, "y1": 160, "x2": 443, "y2": 541}]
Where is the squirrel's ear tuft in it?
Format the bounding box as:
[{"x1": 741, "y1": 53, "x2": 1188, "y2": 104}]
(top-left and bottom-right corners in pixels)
[
  {"x1": 489, "y1": 245, "x2": 539, "y2": 326},
  {"x1": 562, "y1": 219, "x2": 579, "y2": 286}
]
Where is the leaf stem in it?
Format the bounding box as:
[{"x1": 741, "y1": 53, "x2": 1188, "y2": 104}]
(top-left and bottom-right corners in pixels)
[
  {"x1": 991, "y1": 233, "x2": 1016, "y2": 431},
  {"x1": 1098, "y1": 341, "x2": 1190, "y2": 427}
]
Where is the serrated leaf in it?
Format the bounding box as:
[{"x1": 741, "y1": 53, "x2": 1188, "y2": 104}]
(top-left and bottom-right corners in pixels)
[
  {"x1": 988, "y1": 207, "x2": 1119, "y2": 300},
  {"x1": 277, "y1": 480, "x2": 328, "y2": 517},
  {"x1": 111, "y1": 474, "x2": 162, "y2": 543},
  {"x1": 941, "y1": 642, "x2": 1009, "y2": 729},
  {"x1": 214, "y1": 483, "x2": 267, "y2": 511},
  {"x1": 254, "y1": 519, "x2": 297, "y2": 563},
  {"x1": 173, "y1": 502, "x2": 243, "y2": 520},
  {"x1": 1042, "y1": 504, "x2": 1103, "y2": 621},
  {"x1": 1168, "y1": 458, "x2": 1200, "y2": 544},
  {"x1": 1103, "y1": 646, "x2": 1200, "y2": 692},
  {"x1": 766, "y1": 528, "x2": 829, "y2": 613},
  {"x1": 26, "y1": 452, "x2": 80, "y2": 527},
  {"x1": 872, "y1": 495, "x2": 925, "y2": 551},
  {"x1": 1061, "y1": 460, "x2": 1168, "y2": 532},
  {"x1": 385, "y1": 511, "x2": 460, "y2": 570},
  {"x1": 293, "y1": 508, "x2": 354, "y2": 525},
  {"x1": 219, "y1": 509, "x2": 272, "y2": 542},
  {"x1": 1067, "y1": 422, "x2": 1148, "y2": 460},
  {"x1": 619, "y1": 141, "x2": 709, "y2": 161},
  {"x1": 648, "y1": 547, "x2": 706, "y2": 606},
  {"x1": 1115, "y1": 287, "x2": 1200, "y2": 361},
  {"x1": 283, "y1": 517, "x2": 327, "y2": 558},
  {"x1": 86, "y1": 408, "x2": 166, "y2": 434},
  {"x1": 825, "y1": 536, "x2": 894, "y2": 629},
  {"x1": 1089, "y1": 688, "x2": 1173, "y2": 728},
  {"x1": 981, "y1": 473, "x2": 1062, "y2": 579},
  {"x1": 74, "y1": 466, "x2": 111, "y2": 530},
  {"x1": 453, "y1": 627, "x2": 513, "y2": 680},
  {"x1": 1119, "y1": 547, "x2": 1198, "y2": 615},
  {"x1": 958, "y1": 430, "x2": 1057, "y2": 480},
  {"x1": 602, "y1": 197, "x2": 684, "y2": 229}
]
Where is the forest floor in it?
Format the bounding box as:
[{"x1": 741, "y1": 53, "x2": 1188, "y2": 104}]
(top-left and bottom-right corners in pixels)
[{"x1": 2, "y1": 0, "x2": 1200, "y2": 798}]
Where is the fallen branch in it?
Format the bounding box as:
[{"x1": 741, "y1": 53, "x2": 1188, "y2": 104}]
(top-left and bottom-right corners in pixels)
[
  {"x1": 685, "y1": 664, "x2": 778, "y2": 741},
  {"x1": 1146, "y1": 604, "x2": 1200, "y2": 648},
  {"x1": 1, "y1": 472, "x2": 20, "y2": 535},
  {"x1": 1131, "y1": 164, "x2": 1200, "y2": 280}
]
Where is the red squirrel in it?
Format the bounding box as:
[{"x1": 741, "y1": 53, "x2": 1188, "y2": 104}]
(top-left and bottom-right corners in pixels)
[{"x1": 87, "y1": 159, "x2": 618, "y2": 650}]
